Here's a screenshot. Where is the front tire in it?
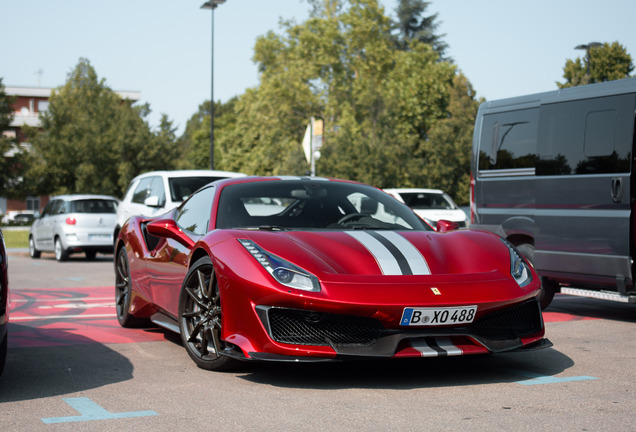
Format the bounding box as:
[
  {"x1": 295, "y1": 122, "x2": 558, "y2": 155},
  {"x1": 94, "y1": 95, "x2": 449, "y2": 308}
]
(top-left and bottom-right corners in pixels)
[
  {"x1": 29, "y1": 236, "x2": 41, "y2": 259},
  {"x1": 54, "y1": 237, "x2": 68, "y2": 262},
  {"x1": 115, "y1": 247, "x2": 149, "y2": 328},
  {"x1": 516, "y1": 242, "x2": 556, "y2": 309},
  {"x1": 179, "y1": 256, "x2": 238, "y2": 371}
]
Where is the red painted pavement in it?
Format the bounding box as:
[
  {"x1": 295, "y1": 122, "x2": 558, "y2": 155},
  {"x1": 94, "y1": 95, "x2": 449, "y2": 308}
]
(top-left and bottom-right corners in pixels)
[
  {"x1": 8, "y1": 286, "x2": 167, "y2": 348},
  {"x1": 7, "y1": 287, "x2": 593, "y2": 348}
]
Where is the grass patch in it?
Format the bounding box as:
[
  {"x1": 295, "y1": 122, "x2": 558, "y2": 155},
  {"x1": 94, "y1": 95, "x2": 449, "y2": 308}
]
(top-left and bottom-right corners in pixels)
[{"x1": 2, "y1": 229, "x2": 29, "y2": 249}]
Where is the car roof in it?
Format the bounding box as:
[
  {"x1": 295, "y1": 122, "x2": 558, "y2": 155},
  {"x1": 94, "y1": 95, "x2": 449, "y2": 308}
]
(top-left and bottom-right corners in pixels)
[
  {"x1": 132, "y1": 170, "x2": 246, "y2": 181},
  {"x1": 50, "y1": 194, "x2": 119, "y2": 201},
  {"x1": 384, "y1": 188, "x2": 445, "y2": 194}
]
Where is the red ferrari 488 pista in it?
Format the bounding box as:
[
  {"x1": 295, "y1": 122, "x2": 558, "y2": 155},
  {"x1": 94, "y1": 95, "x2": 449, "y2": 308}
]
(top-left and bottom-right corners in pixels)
[{"x1": 115, "y1": 176, "x2": 550, "y2": 371}]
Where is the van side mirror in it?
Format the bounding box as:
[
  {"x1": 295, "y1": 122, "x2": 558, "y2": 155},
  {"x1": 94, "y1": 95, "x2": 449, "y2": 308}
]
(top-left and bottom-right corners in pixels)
[{"x1": 436, "y1": 219, "x2": 459, "y2": 233}]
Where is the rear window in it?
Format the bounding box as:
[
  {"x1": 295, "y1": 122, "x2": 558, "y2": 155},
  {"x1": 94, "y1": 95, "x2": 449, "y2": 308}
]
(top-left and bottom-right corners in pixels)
[
  {"x1": 169, "y1": 177, "x2": 227, "y2": 203},
  {"x1": 67, "y1": 199, "x2": 117, "y2": 214},
  {"x1": 398, "y1": 192, "x2": 456, "y2": 210}
]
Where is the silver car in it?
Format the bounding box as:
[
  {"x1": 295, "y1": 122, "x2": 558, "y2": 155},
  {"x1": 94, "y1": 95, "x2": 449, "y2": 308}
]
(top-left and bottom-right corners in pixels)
[{"x1": 29, "y1": 194, "x2": 118, "y2": 261}]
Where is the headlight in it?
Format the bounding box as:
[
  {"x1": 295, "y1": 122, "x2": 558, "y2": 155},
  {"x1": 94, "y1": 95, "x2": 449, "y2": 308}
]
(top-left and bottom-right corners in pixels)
[
  {"x1": 239, "y1": 239, "x2": 321, "y2": 292},
  {"x1": 500, "y1": 239, "x2": 533, "y2": 288}
]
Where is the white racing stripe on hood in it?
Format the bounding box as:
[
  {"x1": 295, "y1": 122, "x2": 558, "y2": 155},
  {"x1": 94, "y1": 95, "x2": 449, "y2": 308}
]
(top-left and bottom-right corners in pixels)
[{"x1": 346, "y1": 231, "x2": 431, "y2": 275}]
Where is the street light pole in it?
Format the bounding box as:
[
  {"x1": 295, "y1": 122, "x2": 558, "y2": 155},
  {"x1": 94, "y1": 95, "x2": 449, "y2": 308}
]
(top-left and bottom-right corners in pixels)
[
  {"x1": 575, "y1": 42, "x2": 602, "y2": 83},
  {"x1": 201, "y1": 0, "x2": 226, "y2": 170}
]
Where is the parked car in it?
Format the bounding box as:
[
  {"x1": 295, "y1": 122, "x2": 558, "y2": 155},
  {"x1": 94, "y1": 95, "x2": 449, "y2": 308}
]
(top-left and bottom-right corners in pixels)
[
  {"x1": 114, "y1": 170, "x2": 246, "y2": 242},
  {"x1": 1, "y1": 210, "x2": 37, "y2": 225},
  {"x1": 29, "y1": 194, "x2": 119, "y2": 261},
  {"x1": 384, "y1": 188, "x2": 468, "y2": 228},
  {"x1": 0, "y1": 228, "x2": 8, "y2": 375},
  {"x1": 115, "y1": 176, "x2": 550, "y2": 371}
]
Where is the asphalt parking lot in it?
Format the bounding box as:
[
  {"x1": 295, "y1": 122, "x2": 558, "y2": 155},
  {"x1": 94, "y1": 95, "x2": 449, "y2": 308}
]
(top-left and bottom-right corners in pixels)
[{"x1": 1, "y1": 251, "x2": 636, "y2": 431}]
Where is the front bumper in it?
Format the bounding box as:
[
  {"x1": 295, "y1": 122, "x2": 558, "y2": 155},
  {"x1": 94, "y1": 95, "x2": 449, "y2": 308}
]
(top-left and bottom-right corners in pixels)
[{"x1": 224, "y1": 298, "x2": 549, "y2": 362}]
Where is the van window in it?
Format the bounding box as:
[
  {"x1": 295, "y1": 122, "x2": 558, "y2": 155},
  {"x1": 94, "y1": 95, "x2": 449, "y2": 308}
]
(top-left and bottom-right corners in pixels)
[
  {"x1": 478, "y1": 108, "x2": 538, "y2": 172},
  {"x1": 536, "y1": 95, "x2": 633, "y2": 175}
]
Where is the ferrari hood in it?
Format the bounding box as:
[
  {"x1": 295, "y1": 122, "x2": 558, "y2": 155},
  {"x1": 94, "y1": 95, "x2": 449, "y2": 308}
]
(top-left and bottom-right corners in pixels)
[{"x1": 240, "y1": 229, "x2": 511, "y2": 279}]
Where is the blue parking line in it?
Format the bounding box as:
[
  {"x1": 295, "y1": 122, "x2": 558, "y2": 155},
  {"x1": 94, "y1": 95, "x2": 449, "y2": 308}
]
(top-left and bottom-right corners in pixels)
[
  {"x1": 511, "y1": 369, "x2": 597, "y2": 385},
  {"x1": 41, "y1": 397, "x2": 158, "y2": 424}
]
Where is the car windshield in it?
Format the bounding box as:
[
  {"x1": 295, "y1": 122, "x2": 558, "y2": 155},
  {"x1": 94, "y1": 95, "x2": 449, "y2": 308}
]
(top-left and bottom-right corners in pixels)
[
  {"x1": 68, "y1": 199, "x2": 117, "y2": 214},
  {"x1": 169, "y1": 177, "x2": 227, "y2": 203},
  {"x1": 398, "y1": 192, "x2": 456, "y2": 210},
  {"x1": 216, "y1": 180, "x2": 430, "y2": 231}
]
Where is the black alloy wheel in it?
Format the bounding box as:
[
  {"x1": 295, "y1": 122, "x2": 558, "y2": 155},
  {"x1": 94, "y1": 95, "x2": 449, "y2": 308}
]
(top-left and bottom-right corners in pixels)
[
  {"x1": 179, "y1": 256, "x2": 238, "y2": 371},
  {"x1": 115, "y1": 247, "x2": 149, "y2": 328}
]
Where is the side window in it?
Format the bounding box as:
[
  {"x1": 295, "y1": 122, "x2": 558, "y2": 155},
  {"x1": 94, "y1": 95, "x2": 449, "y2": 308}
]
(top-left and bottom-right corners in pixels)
[
  {"x1": 537, "y1": 94, "x2": 633, "y2": 175},
  {"x1": 41, "y1": 200, "x2": 56, "y2": 217},
  {"x1": 49, "y1": 200, "x2": 65, "y2": 215},
  {"x1": 148, "y1": 177, "x2": 166, "y2": 207},
  {"x1": 132, "y1": 177, "x2": 154, "y2": 204},
  {"x1": 175, "y1": 186, "x2": 216, "y2": 236},
  {"x1": 478, "y1": 108, "x2": 539, "y2": 172}
]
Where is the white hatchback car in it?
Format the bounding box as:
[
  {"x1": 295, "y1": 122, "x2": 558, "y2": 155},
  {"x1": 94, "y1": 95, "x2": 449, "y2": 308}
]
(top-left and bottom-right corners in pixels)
[
  {"x1": 114, "y1": 170, "x2": 246, "y2": 240},
  {"x1": 29, "y1": 194, "x2": 119, "y2": 261},
  {"x1": 384, "y1": 188, "x2": 468, "y2": 228}
]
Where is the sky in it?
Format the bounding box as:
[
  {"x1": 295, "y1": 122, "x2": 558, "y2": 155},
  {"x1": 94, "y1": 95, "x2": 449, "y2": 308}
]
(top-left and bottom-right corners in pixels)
[{"x1": 2, "y1": 0, "x2": 635, "y2": 135}]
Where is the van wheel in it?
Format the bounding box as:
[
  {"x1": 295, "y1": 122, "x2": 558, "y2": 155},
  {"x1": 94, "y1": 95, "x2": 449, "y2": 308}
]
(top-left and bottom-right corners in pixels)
[{"x1": 515, "y1": 243, "x2": 556, "y2": 309}]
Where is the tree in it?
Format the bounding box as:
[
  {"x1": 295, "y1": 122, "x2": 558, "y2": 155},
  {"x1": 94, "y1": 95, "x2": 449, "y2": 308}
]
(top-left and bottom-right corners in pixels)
[
  {"x1": 393, "y1": 0, "x2": 449, "y2": 60},
  {"x1": 558, "y1": 41, "x2": 633, "y2": 88},
  {"x1": 179, "y1": 97, "x2": 241, "y2": 170},
  {"x1": 183, "y1": 0, "x2": 478, "y2": 202},
  {"x1": 0, "y1": 78, "x2": 29, "y2": 199},
  {"x1": 25, "y1": 58, "x2": 180, "y2": 197}
]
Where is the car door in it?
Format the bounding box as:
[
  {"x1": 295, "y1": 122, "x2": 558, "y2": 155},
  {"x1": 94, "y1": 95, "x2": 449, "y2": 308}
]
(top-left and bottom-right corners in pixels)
[
  {"x1": 534, "y1": 94, "x2": 634, "y2": 286},
  {"x1": 145, "y1": 186, "x2": 215, "y2": 318},
  {"x1": 32, "y1": 200, "x2": 60, "y2": 250}
]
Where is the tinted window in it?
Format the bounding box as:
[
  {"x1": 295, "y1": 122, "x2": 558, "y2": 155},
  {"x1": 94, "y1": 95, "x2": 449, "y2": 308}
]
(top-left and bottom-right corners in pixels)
[
  {"x1": 537, "y1": 94, "x2": 633, "y2": 175},
  {"x1": 68, "y1": 199, "x2": 117, "y2": 214},
  {"x1": 175, "y1": 186, "x2": 216, "y2": 235},
  {"x1": 478, "y1": 108, "x2": 539, "y2": 171},
  {"x1": 398, "y1": 192, "x2": 456, "y2": 210},
  {"x1": 169, "y1": 176, "x2": 227, "y2": 203},
  {"x1": 41, "y1": 200, "x2": 57, "y2": 217},
  {"x1": 216, "y1": 180, "x2": 429, "y2": 231}
]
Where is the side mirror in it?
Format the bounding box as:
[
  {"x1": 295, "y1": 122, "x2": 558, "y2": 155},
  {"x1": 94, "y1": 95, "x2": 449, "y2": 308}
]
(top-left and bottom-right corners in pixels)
[
  {"x1": 146, "y1": 219, "x2": 195, "y2": 248},
  {"x1": 436, "y1": 219, "x2": 459, "y2": 233},
  {"x1": 144, "y1": 196, "x2": 161, "y2": 207}
]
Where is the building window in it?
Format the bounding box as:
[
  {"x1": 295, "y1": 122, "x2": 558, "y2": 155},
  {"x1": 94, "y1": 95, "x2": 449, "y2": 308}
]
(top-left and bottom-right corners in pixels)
[{"x1": 26, "y1": 197, "x2": 40, "y2": 212}]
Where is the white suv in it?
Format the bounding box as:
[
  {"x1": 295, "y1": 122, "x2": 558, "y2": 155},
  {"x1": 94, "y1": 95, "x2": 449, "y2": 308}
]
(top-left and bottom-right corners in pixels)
[
  {"x1": 114, "y1": 170, "x2": 245, "y2": 240},
  {"x1": 384, "y1": 188, "x2": 468, "y2": 228}
]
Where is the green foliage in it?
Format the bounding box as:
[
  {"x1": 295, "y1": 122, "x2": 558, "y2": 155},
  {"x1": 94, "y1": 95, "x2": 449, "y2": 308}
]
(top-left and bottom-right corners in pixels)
[
  {"x1": 0, "y1": 78, "x2": 28, "y2": 199},
  {"x1": 181, "y1": 0, "x2": 478, "y2": 203},
  {"x1": 24, "y1": 58, "x2": 181, "y2": 197},
  {"x1": 393, "y1": 0, "x2": 449, "y2": 60},
  {"x1": 559, "y1": 42, "x2": 634, "y2": 88}
]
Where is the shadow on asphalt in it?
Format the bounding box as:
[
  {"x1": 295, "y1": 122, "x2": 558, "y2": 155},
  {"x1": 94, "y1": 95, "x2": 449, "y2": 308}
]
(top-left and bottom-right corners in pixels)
[
  {"x1": 0, "y1": 324, "x2": 133, "y2": 403},
  {"x1": 546, "y1": 294, "x2": 636, "y2": 323},
  {"x1": 234, "y1": 347, "x2": 571, "y2": 390}
]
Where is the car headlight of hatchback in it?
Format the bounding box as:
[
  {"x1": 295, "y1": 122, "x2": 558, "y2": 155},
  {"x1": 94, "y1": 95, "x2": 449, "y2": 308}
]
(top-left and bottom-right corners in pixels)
[
  {"x1": 239, "y1": 239, "x2": 321, "y2": 292},
  {"x1": 500, "y1": 239, "x2": 533, "y2": 288}
]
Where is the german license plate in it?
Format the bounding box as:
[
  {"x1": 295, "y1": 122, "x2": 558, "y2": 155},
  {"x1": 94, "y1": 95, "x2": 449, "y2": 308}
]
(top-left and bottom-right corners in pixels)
[
  {"x1": 400, "y1": 306, "x2": 477, "y2": 326},
  {"x1": 89, "y1": 234, "x2": 110, "y2": 240}
]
